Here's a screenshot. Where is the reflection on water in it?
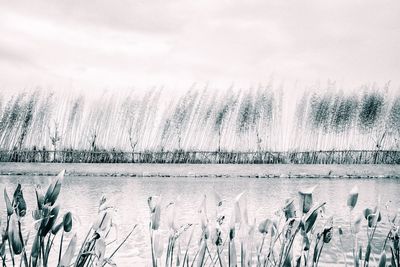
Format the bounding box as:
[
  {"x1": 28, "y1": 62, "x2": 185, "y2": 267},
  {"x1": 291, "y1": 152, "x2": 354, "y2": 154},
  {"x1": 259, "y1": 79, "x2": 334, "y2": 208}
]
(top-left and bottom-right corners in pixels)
[{"x1": 0, "y1": 175, "x2": 399, "y2": 266}]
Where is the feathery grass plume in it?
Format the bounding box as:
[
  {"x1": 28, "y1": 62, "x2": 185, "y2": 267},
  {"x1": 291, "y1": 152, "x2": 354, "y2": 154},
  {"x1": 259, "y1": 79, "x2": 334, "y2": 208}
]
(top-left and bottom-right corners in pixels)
[
  {"x1": 347, "y1": 186, "x2": 359, "y2": 210},
  {"x1": 237, "y1": 92, "x2": 254, "y2": 134},
  {"x1": 214, "y1": 101, "x2": 230, "y2": 151},
  {"x1": 388, "y1": 96, "x2": 400, "y2": 147},
  {"x1": 332, "y1": 95, "x2": 358, "y2": 133},
  {"x1": 358, "y1": 91, "x2": 385, "y2": 131},
  {"x1": 308, "y1": 93, "x2": 332, "y2": 132}
]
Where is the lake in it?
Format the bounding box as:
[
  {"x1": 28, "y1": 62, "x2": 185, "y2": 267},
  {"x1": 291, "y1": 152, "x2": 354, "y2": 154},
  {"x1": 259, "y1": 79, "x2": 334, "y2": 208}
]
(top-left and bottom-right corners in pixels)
[{"x1": 0, "y1": 173, "x2": 399, "y2": 266}]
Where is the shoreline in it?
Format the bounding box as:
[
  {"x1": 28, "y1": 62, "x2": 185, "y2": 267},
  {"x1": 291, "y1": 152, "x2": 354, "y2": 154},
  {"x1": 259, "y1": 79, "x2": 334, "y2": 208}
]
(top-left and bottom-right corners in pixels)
[{"x1": 0, "y1": 162, "x2": 399, "y2": 178}]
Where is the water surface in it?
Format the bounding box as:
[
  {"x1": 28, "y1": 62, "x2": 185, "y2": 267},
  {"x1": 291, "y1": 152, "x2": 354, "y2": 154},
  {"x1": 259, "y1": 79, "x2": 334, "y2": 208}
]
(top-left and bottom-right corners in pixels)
[{"x1": 0, "y1": 175, "x2": 399, "y2": 266}]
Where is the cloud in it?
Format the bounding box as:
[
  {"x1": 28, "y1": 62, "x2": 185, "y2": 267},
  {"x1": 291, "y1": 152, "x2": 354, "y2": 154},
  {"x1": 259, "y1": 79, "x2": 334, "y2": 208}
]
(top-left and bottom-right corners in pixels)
[{"x1": 0, "y1": 0, "x2": 399, "y2": 91}]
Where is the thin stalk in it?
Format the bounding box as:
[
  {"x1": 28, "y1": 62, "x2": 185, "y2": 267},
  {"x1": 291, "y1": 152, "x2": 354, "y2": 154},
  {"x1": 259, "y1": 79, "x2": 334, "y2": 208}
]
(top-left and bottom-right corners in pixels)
[
  {"x1": 257, "y1": 234, "x2": 266, "y2": 266},
  {"x1": 170, "y1": 239, "x2": 175, "y2": 267},
  {"x1": 228, "y1": 240, "x2": 231, "y2": 267},
  {"x1": 40, "y1": 237, "x2": 45, "y2": 267},
  {"x1": 74, "y1": 229, "x2": 92, "y2": 267},
  {"x1": 17, "y1": 220, "x2": 28, "y2": 267},
  {"x1": 338, "y1": 234, "x2": 348, "y2": 267},
  {"x1": 6, "y1": 215, "x2": 16, "y2": 267},
  {"x1": 241, "y1": 242, "x2": 244, "y2": 267},
  {"x1": 315, "y1": 242, "x2": 325, "y2": 267},
  {"x1": 182, "y1": 228, "x2": 194, "y2": 267},
  {"x1": 57, "y1": 231, "x2": 64, "y2": 265},
  {"x1": 103, "y1": 224, "x2": 137, "y2": 266},
  {"x1": 216, "y1": 247, "x2": 223, "y2": 267},
  {"x1": 150, "y1": 230, "x2": 156, "y2": 267}
]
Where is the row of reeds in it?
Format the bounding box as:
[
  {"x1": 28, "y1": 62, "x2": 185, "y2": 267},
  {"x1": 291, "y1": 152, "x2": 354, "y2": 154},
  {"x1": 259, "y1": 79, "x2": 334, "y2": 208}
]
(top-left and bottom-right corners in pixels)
[
  {"x1": 0, "y1": 150, "x2": 399, "y2": 164},
  {"x1": 147, "y1": 185, "x2": 399, "y2": 267},
  {"x1": 0, "y1": 170, "x2": 136, "y2": 267},
  {"x1": 0, "y1": 84, "x2": 399, "y2": 152}
]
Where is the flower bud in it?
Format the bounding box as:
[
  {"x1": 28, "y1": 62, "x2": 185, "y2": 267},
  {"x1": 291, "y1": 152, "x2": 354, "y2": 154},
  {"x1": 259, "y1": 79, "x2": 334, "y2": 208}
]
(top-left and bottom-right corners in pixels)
[
  {"x1": 298, "y1": 186, "x2": 316, "y2": 214},
  {"x1": 322, "y1": 226, "x2": 333, "y2": 243},
  {"x1": 44, "y1": 170, "x2": 65, "y2": 206},
  {"x1": 304, "y1": 209, "x2": 318, "y2": 233},
  {"x1": 378, "y1": 252, "x2": 386, "y2": 267},
  {"x1": 258, "y1": 219, "x2": 272, "y2": 235},
  {"x1": 63, "y1": 212, "x2": 73, "y2": 232},
  {"x1": 283, "y1": 198, "x2": 296, "y2": 221},
  {"x1": 347, "y1": 186, "x2": 358, "y2": 210},
  {"x1": 41, "y1": 205, "x2": 60, "y2": 236},
  {"x1": 13, "y1": 184, "x2": 27, "y2": 217},
  {"x1": 148, "y1": 196, "x2": 161, "y2": 230},
  {"x1": 51, "y1": 221, "x2": 63, "y2": 235},
  {"x1": 338, "y1": 226, "x2": 344, "y2": 235}
]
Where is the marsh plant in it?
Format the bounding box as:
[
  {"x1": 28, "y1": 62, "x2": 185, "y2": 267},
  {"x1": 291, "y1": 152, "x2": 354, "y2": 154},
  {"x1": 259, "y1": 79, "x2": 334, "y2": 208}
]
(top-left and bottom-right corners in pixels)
[
  {"x1": 0, "y1": 170, "x2": 136, "y2": 267},
  {"x1": 147, "y1": 186, "x2": 399, "y2": 267},
  {"x1": 1, "y1": 84, "x2": 400, "y2": 153}
]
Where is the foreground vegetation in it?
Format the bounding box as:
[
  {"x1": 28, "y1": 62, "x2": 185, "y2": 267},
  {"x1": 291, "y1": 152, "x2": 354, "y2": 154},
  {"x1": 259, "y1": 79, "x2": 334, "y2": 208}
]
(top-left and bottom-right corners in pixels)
[
  {"x1": 1, "y1": 170, "x2": 399, "y2": 266},
  {"x1": 147, "y1": 184, "x2": 399, "y2": 267},
  {"x1": 0, "y1": 170, "x2": 136, "y2": 267}
]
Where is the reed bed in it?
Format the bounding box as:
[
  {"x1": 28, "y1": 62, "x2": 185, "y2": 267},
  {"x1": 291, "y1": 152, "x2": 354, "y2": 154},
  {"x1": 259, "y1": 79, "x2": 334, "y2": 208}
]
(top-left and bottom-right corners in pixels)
[
  {"x1": 0, "y1": 150, "x2": 399, "y2": 164},
  {"x1": 0, "y1": 84, "x2": 399, "y2": 153},
  {"x1": 0, "y1": 170, "x2": 136, "y2": 267}
]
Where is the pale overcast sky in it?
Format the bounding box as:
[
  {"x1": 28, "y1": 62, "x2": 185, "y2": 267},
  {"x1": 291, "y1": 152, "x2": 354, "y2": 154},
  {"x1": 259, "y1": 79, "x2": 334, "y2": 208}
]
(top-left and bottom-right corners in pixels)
[{"x1": 0, "y1": 0, "x2": 399, "y2": 92}]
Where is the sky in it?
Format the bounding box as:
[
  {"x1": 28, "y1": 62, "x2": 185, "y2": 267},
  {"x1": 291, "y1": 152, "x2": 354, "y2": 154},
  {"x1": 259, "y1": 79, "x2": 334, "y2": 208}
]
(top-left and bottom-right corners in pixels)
[{"x1": 0, "y1": 0, "x2": 400, "y2": 93}]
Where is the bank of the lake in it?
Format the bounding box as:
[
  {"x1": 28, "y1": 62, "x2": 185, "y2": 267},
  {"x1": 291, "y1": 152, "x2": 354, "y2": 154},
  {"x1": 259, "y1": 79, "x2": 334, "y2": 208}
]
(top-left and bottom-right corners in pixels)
[{"x1": 0, "y1": 162, "x2": 399, "y2": 178}]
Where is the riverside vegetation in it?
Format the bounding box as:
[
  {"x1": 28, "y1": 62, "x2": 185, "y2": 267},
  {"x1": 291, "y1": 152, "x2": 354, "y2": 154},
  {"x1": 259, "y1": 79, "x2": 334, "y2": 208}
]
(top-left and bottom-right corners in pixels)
[
  {"x1": 0, "y1": 170, "x2": 136, "y2": 267},
  {"x1": 0, "y1": 170, "x2": 399, "y2": 266},
  {"x1": 147, "y1": 186, "x2": 399, "y2": 267},
  {"x1": 0, "y1": 84, "x2": 400, "y2": 154}
]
